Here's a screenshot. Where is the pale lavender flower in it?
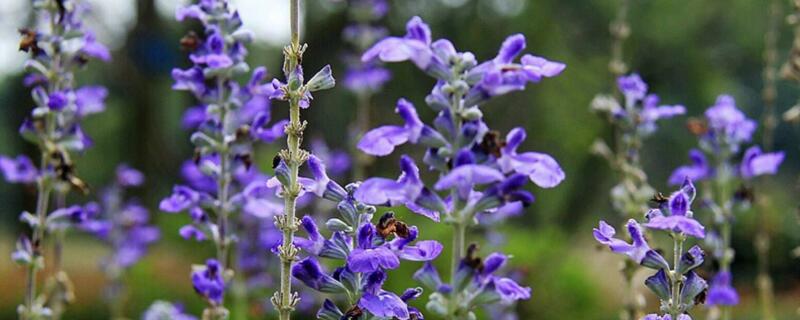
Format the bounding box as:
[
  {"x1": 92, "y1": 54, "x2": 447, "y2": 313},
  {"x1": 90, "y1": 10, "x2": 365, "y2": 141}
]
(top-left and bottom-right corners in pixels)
[
  {"x1": 706, "y1": 271, "x2": 739, "y2": 306},
  {"x1": 739, "y1": 146, "x2": 784, "y2": 179}
]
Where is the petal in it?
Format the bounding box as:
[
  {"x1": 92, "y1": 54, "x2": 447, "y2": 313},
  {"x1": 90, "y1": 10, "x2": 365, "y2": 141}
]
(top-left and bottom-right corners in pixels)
[
  {"x1": 357, "y1": 126, "x2": 410, "y2": 156},
  {"x1": 434, "y1": 164, "x2": 504, "y2": 190},
  {"x1": 495, "y1": 34, "x2": 526, "y2": 64},
  {"x1": 397, "y1": 240, "x2": 443, "y2": 261}
]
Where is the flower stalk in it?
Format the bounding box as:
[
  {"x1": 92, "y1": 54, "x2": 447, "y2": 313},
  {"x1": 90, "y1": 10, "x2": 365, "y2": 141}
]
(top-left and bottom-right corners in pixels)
[{"x1": 273, "y1": 1, "x2": 309, "y2": 318}]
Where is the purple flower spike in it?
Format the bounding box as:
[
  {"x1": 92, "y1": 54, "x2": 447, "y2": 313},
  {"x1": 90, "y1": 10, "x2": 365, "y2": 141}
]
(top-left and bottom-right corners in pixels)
[
  {"x1": 0, "y1": 155, "x2": 38, "y2": 184},
  {"x1": 740, "y1": 146, "x2": 784, "y2": 179},
  {"x1": 358, "y1": 99, "x2": 424, "y2": 156},
  {"x1": 668, "y1": 149, "x2": 711, "y2": 185},
  {"x1": 704, "y1": 95, "x2": 756, "y2": 146},
  {"x1": 192, "y1": 259, "x2": 225, "y2": 305},
  {"x1": 498, "y1": 128, "x2": 565, "y2": 188}
]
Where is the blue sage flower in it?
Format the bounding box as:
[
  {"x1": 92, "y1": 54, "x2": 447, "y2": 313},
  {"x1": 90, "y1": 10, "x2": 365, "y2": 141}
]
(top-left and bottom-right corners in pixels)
[{"x1": 192, "y1": 259, "x2": 225, "y2": 306}]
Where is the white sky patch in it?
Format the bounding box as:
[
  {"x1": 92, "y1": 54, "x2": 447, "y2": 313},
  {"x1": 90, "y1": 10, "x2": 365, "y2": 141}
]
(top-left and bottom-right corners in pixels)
[
  {"x1": 85, "y1": 0, "x2": 137, "y2": 49},
  {"x1": 156, "y1": 0, "x2": 293, "y2": 46},
  {"x1": 0, "y1": 0, "x2": 30, "y2": 76}
]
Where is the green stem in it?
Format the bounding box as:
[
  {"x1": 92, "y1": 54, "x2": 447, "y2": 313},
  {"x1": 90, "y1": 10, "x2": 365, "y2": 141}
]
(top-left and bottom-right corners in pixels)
[
  {"x1": 669, "y1": 235, "x2": 685, "y2": 318},
  {"x1": 25, "y1": 155, "x2": 52, "y2": 319},
  {"x1": 276, "y1": 2, "x2": 303, "y2": 319}
]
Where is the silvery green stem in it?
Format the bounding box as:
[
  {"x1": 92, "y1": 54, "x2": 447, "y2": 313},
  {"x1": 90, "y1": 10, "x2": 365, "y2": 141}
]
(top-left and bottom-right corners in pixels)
[
  {"x1": 668, "y1": 234, "x2": 685, "y2": 319},
  {"x1": 205, "y1": 73, "x2": 233, "y2": 320},
  {"x1": 445, "y1": 91, "x2": 468, "y2": 320},
  {"x1": 609, "y1": 0, "x2": 630, "y2": 80},
  {"x1": 25, "y1": 155, "x2": 52, "y2": 320},
  {"x1": 48, "y1": 191, "x2": 68, "y2": 320},
  {"x1": 712, "y1": 155, "x2": 734, "y2": 320},
  {"x1": 755, "y1": 2, "x2": 780, "y2": 319},
  {"x1": 274, "y1": 1, "x2": 304, "y2": 319}
]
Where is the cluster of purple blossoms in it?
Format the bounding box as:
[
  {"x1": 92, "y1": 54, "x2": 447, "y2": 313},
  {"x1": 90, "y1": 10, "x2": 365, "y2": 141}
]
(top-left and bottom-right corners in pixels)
[
  {"x1": 593, "y1": 74, "x2": 686, "y2": 137},
  {"x1": 341, "y1": 0, "x2": 391, "y2": 95},
  {"x1": 591, "y1": 73, "x2": 686, "y2": 217},
  {"x1": 161, "y1": 0, "x2": 289, "y2": 317},
  {"x1": 594, "y1": 179, "x2": 708, "y2": 319},
  {"x1": 79, "y1": 165, "x2": 159, "y2": 317},
  {"x1": 668, "y1": 95, "x2": 784, "y2": 308},
  {"x1": 354, "y1": 16, "x2": 564, "y2": 317},
  {"x1": 282, "y1": 155, "x2": 441, "y2": 319},
  {"x1": 669, "y1": 95, "x2": 783, "y2": 185},
  {"x1": 3, "y1": 0, "x2": 110, "y2": 318}
]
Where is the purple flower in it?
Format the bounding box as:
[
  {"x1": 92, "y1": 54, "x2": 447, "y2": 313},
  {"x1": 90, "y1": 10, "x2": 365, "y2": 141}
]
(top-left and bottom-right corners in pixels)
[
  {"x1": 359, "y1": 290, "x2": 410, "y2": 319},
  {"x1": 75, "y1": 86, "x2": 108, "y2": 117},
  {"x1": 179, "y1": 225, "x2": 207, "y2": 241},
  {"x1": 489, "y1": 277, "x2": 532, "y2": 303},
  {"x1": 192, "y1": 259, "x2": 225, "y2": 305},
  {"x1": 644, "y1": 182, "x2": 705, "y2": 238},
  {"x1": 291, "y1": 257, "x2": 347, "y2": 293},
  {"x1": 348, "y1": 223, "x2": 441, "y2": 273},
  {"x1": 467, "y1": 34, "x2": 565, "y2": 100},
  {"x1": 498, "y1": 128, "x2": 565, "y2": 188},
  {"x1": 704, "y1": 95, "x2": 756, "y2": 147},
  {"x1": 160, "y1": 186, "x2": 201, "y2": 213},
  {"x1": 115, "y1": 164, "x2": 144, "y2": 187},
  {"x1": 295, "y1": 216, "x2": 325, "y2": 255},
  {"x1": 344, "y1": 67, "x2": 391, "y2": 93},
  {"x1": 358, "y1": 99, "x2": 425, "y2": 156},
  {"x1": 434, "y1": 164, "x2": 505, "y2": 198},
  {"x1": 594, "y1": 219, "x2": 652, "y2": 264},
  {"x1": 11, "y1": 235, "x2": 33, "y2": 265},
  {"x1": 362, "y1": 16, "x2": 433, "y2": 70},
  {"x1": 304, "y1": 155, "x2": 347, "y2": 201},
  {"x1": 740, "y1": 146, "x2": 784, "y2": 179},
  {"x1": 355, "y1": 155, "x2": 422, "y2": 207},
  {"x1": 617, "y1": 73, "x2": 648, "y2": 103},
  {"x1": 81, "y1": 33, "x2": 111, "y2": 62},
  {"x1": 706, "y1": 271, "x2": 739, "y2": 306},
  {"x1": 640, "y1": 94, "x2": 686, "y2": 133},
  {"x1": 0, "y1": 155, "x2": 38, "y2": 184},
  {"x1": 47, "y1": 91, "x2": 69, "y2": 110},
  {"x1": 668, "y1": 149, "x2": 711, "y2": 185},
  {"x1": 171, "y1": 67, "x2": 206, "y2": 97}
]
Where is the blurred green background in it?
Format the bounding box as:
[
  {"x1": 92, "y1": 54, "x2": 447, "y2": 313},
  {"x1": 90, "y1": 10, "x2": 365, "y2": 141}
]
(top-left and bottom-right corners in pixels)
[{"x1": 0, "y1": 0, "x2": 799, "y2": 319}]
